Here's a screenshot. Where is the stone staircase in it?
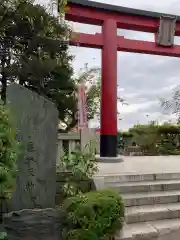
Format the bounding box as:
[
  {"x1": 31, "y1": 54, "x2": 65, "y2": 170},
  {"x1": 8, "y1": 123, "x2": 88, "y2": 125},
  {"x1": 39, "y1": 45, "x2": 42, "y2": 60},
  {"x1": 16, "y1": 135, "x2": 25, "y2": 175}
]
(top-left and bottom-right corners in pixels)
[{"x1": 102, "y1": 172, "x2": 180, "y2": 240}]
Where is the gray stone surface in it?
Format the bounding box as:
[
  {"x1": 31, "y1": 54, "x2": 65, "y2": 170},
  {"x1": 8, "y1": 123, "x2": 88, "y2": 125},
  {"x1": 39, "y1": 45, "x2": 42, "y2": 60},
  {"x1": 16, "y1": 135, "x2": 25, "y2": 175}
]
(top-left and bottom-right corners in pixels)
[
  {"x1": 93, "y1": 176, "x2": 105, "y2": 190},
  {"x1": 96, "y1": 156, "x2": 180, "y2": 176},
  {"x1": 3, "y1": 208, "x2": 62, "y2": 240},
  {"x1": 96, "y1": 158, "x2": 180, "y2": 240},
  {"x1": 109, "y1": 179, "x2": 180, "y2": 194},
  {"x1": 7, "y1": 83, "x2": 59, "y2": 210},
  {"x1": 126, "y1": 203, "x2": 180, "y2": 224},
  {"x1": 81, "y1": 128, "x2": 100, "y2": 154},
  {"x1": 102, "y1": 173, "x2": 180, "y2": 184},
  {"x1": 123, "y1": 191, "x2": 180, "y2": 207},
  {"x1": 96, "y1": 155, "x2": 124, "y2": 163},
  {"x1": 116, "y1": 219, "x2": 180, "y2": 240},
  {"x1": 103, "y1": 174, "x2": 154, "y2": 183},
  {"x1": 158, "y1": 228, "x2": 180, "y2": 240}
]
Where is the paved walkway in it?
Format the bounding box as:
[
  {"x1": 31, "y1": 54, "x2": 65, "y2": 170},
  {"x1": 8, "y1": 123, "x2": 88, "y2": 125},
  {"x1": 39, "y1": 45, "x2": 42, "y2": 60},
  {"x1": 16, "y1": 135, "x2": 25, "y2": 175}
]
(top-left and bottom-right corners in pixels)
[{"x1": 97, "y1": 156, "x2": 180, "y2": 176}]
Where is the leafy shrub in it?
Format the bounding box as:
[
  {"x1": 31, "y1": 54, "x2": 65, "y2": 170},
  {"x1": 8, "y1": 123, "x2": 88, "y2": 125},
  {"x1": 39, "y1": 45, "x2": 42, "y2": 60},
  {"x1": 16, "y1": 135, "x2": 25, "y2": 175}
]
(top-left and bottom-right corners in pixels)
[
  {"x1": 0, "y1": 232, "x2": 8, "y2": 240},
  {"x1": 57, "y1": 141, "x2": 98, "y2": 197},
  {"x1": 61, "y1": 189, "x2": 125, "y2": 240},
  {"x1": 0, "y1": 103, "x2": 19, "y2": 212},
  {"x1": 122, "y1": 123, "x2": 180, "y2": 155}
]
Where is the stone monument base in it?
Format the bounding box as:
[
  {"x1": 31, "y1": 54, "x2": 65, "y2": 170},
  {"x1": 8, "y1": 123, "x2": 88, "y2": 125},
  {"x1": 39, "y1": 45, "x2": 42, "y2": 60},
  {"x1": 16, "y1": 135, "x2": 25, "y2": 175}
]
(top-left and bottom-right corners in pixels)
[
  {"x1": 3, "y1": 208, "x2": 63, "y2": 240},
  {"x1": 95, "y1": 155, "x2": 124, "y2": 163}
]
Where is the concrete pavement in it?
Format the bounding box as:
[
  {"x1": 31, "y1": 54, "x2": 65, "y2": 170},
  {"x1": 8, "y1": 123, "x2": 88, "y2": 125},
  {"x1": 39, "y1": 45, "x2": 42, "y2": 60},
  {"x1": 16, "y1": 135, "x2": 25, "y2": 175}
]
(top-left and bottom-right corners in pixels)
[{"x1": 96, "y1": 156, "x2": 180, "y2": 176}]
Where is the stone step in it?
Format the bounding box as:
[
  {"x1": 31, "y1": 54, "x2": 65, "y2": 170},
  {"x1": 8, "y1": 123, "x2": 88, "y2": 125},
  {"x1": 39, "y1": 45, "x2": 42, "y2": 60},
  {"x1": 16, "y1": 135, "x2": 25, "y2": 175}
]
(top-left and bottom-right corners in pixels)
[
  {"x1": 104, "y1": 173, "x2": 180, "y2": 184},
  {"x1": 126, "y1": 203, "x2": 180, "y2": 224},
  {"x1": 116, "y1": 218, "x2": 180, "y2": 240},
  {"x1": 122, "y1": 190, "x2": 180, "y2": 207},
  {"x1": 108, "y1": 179, "x2": 180, "y2": 193}
]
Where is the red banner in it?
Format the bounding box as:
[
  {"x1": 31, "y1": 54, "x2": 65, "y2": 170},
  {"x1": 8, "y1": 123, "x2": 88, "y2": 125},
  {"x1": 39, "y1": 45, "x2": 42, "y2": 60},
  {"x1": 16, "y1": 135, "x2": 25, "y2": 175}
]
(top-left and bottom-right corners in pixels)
[{"x1": 77, "y1": 83, "x2": 88, "y2": 130}]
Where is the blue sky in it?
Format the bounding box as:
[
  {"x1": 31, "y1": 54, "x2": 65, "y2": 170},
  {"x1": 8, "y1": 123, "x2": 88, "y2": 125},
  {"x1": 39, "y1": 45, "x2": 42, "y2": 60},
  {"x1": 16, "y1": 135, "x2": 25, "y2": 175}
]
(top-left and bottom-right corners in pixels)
[{"x1": 40, "y1": 0, "x2": 180, "y2": 130}]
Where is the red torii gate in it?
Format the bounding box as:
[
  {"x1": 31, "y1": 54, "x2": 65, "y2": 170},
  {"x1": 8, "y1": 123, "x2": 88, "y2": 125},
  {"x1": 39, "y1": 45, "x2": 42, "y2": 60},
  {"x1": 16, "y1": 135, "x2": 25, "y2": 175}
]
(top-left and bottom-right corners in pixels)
[{"x1": 65, "y1": 0, "x2": 180, "y2": 158}]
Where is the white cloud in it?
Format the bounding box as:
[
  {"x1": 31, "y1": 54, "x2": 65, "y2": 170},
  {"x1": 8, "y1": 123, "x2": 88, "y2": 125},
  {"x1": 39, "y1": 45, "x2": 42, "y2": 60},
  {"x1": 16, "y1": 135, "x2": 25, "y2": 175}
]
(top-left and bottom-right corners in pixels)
[{"x1": 118, "y1": 101, "x2": 158, "y2": 114}]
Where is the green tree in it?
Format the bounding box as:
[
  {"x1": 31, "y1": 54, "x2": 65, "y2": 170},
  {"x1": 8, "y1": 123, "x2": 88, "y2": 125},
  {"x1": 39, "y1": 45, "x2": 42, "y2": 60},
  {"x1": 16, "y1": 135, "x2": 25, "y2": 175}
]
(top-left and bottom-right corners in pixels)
[
  {"x1": 0, "y1": 102, "x2": 19, "y2": 220},
  {"x1": 0, "y1": 0, "x2": 73, "y2": 101},
  {"x1": 0, "y1": 0, "x2": 78, "y2": 132},
  {"x1": 129, "y1": 123, "x2": 158, "y2": 155},
  {"x1": 161, "y1": 85, "x2": 180, "y2": 123},
  {"x1": 0, "y1": 0, "x2": 126, "y2": 131},
  {"x1": 0, "y1": 0, "x2": 17, "y2": 102}
]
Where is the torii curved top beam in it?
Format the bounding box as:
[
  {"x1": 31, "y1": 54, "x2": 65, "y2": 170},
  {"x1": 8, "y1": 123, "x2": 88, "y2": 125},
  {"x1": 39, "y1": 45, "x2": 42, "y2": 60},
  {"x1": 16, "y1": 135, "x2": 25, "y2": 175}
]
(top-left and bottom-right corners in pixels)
[
  {"x1": 66, "y1": 0, "x2": 180, "y2": 35},
  {"x1": 67, "y1": 0, "x2": 179, "y2": 20}
]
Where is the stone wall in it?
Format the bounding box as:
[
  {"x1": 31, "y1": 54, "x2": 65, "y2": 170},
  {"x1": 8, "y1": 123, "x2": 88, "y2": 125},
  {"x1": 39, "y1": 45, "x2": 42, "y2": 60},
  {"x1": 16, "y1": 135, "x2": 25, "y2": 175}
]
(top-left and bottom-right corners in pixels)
[
  {"x1": 55, "y1": 172, "x2": 96, "y2": 205},
  {"x1": 57, "y1": 129, "x2": 100, "y2": 158},
  {"x1": 57, "y1": 132, "x2": 80, "y2": 164},
  {"x1": 80, "y1": 128, "x2": 100, "y2": 154}
]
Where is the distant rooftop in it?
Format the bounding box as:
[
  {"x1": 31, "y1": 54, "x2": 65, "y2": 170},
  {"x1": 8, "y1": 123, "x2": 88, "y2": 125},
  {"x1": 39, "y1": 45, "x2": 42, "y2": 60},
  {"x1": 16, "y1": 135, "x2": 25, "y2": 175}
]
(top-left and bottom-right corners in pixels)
[{"x1": 67, "y1": 0, "x2": 180, "y2": 21}]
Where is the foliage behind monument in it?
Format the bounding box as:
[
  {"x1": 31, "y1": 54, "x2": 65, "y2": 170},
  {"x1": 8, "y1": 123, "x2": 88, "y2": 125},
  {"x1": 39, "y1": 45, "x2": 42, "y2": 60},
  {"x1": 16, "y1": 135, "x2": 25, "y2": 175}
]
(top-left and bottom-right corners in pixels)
[{"x1": 0, "y1": 102, "x2": 19, "y2": 208}]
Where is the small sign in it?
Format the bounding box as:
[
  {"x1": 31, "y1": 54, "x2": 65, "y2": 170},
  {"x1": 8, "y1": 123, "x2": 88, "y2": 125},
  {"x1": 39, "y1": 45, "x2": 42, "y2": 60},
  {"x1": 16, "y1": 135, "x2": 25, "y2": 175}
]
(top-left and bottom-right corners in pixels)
[{"x1": 157, "y1": 15, "x2": 177, "y2": 47}]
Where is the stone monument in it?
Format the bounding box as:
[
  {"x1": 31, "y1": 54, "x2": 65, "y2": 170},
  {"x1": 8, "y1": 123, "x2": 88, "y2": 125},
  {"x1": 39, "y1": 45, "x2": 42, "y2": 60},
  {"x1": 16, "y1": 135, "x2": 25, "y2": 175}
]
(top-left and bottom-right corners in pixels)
[{"x1": 7, "y1": 83, "x2": 59, "y2": 210}]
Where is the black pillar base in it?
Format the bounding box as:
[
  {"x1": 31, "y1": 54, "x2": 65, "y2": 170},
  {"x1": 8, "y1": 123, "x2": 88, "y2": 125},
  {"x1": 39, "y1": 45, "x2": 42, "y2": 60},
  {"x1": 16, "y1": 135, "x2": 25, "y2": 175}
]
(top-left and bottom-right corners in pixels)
[{"x1": 100, "y1": 134, "x2": 117, "y2": 157}]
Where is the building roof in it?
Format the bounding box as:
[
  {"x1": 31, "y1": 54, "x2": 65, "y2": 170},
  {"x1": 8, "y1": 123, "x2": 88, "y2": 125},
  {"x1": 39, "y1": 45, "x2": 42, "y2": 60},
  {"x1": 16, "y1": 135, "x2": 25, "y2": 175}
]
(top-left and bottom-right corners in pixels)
[{"x1": 67, "y1": 0, "x2": 180, "y2": 21}]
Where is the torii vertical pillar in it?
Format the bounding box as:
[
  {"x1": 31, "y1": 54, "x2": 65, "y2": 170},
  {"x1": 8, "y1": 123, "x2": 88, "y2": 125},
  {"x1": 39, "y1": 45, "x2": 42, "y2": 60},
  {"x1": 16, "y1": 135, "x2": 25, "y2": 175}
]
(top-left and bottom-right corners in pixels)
[{"x1": 100, "y1": 19, "x2": 118, "y2": 157}]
